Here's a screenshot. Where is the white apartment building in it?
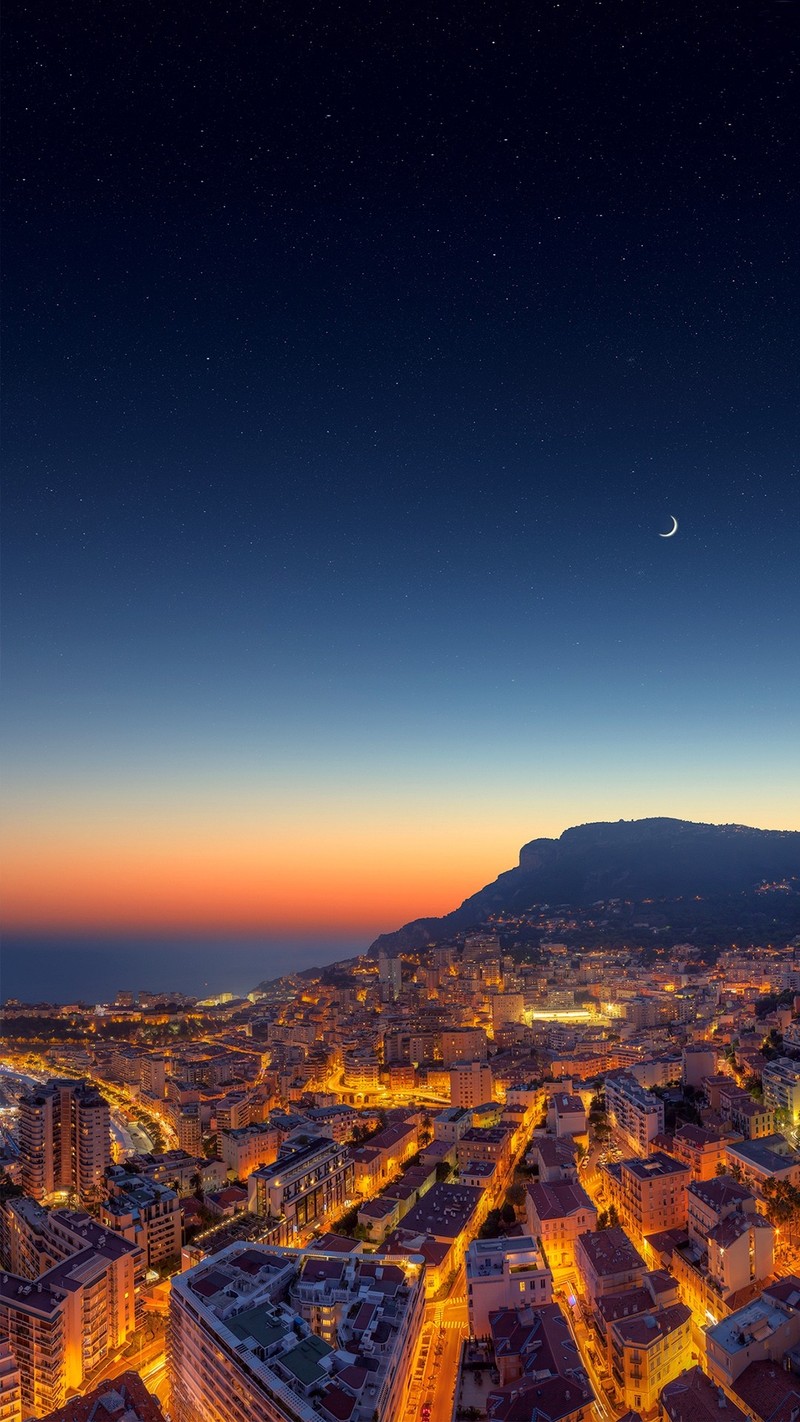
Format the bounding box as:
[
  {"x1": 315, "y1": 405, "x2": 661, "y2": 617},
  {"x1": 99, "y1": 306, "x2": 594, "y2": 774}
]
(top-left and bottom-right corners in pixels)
[
  {"x1": 169, "y1": 1243, "x2": 425, "y2": 1422},
  {"x1": 605, "y1": 1072, "x2": 665, "y2": 1156},
  {"x1": 762, "y1": 1057, "x2": 800, "y2": 1124},
  {"x1": 466, "y1": 1236, "x2": 552, "y2": 1334},
  {"x1": 449, "y1": 1061, "x2": 494, "y2": 1110}
]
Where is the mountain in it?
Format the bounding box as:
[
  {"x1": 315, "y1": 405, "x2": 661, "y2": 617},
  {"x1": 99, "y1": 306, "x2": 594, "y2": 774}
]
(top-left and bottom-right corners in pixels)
[{"x1": 369, "y1": 817, "x2": 800, "y2": 955}]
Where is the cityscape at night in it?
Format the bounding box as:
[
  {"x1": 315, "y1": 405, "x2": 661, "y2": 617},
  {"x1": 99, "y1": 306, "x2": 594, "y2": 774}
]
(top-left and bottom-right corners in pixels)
[{"x1": 2, "y1": 2, "x2": 799, "y2": 1421}]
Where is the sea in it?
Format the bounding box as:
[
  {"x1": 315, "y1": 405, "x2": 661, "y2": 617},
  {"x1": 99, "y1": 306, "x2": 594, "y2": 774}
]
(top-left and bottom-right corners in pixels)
[{"x1": 0, "y1": 933, "x2": 371, "y2": 1006}]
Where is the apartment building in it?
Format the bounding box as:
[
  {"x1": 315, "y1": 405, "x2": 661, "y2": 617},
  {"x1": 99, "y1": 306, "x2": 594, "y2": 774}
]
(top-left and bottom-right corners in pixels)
[
  {"x1": 3, "y1": 1197, "x2": 141, "y2": 1348},
  {"x1": 605, "y1": 1153, "x2": 690, "y2": 1247},
  {"x1": 575, "y1": 1227, "x2": 647, "y2": 1310},
  {"x1": 100, "y1": 1170, "x2": 182, "y2": 1270},
  {"x1": 431, "y1": 1107, "x2": 472, "y2": 1144},
  {"x1": 526, "y1": 1180, "x2": 597, "y2": 1273},
  {"x1": 687, "y1": 1176, "x2": 759, "y2": 1247},
  {"x1": 0, "y1": 1221, "x2": 141, "y2": 1419},
  {"x1": 668, "y1": 1124, "x2": 728, "y2": 1182},
  {"x1": 466, "y1": 1236, "x2": 552, "y2": 1334},
  {"x1": 440, "y1": 1029, "x2": 488, "y2": 1067},
  {"x1": 449, "y1": 1060, "x2": 494, "y2": 1109},
  {"x1": 127, "y1": 1150, "x2": 227, "y2": 1195},
  {"x1": 218, "y1": 1121, "x2": 280, "y2": 1179},
  {"x1": 546, "y1": 1092, "x2": 587, "y2": 1139},
  {"x1": 594, "y1": 1269, "x2": 679, "y2": 1366},
  {"x1": 486, "y1": 1304, "x2": 595, "y2": 1422},
  {"x1": 381, "y1": 1182, "x2": 485, "y2": 1297},
  {"x1": 0, "y1": 1337, "x2": 21, "y2": 1422},
  {"x1": 18, "y1": 1079, "x2": 111, "y2": 1204},
  {"x1": 724, "y1": 1134, "x2": 800, "y2": 1190},
  {"x1": 350, "y1": 1120, "x2": 418, "y2": 1196},
  {"x1": 455, "y1": 1125, "x2": 513, "y2": 1175},
  {"x1": 247, "y1": 1136, "x2": 354, "y2": 1242},
  {"x1": 604, "y1": 1072, "x2": 665, "y2": 1157},
  {"x1": 609, "y1": 1301, "x2": 692, "y2": 1414},
  {"x1": 169, "y1": 1243, "x2": 425, "y2": 1422},
  {"x1": 762, "y1": 1057, "x2": 800, "y2": 1124},
  {"x1": 682, "y1": 1045, "x2": 718, "y2": 1090},
  {"x1": 719, "y1": 1082, "x2": 775, "y2": 1140},
  {"x1": 0, "y1": 1272, "x2": 67, "y2": 1417},
  {"x1": 527, "y1": 1137, "x2": 578, "y2": 1183},
  {"x1": 705, "y1": 1286, "x2": 800, "y2": 1391}
]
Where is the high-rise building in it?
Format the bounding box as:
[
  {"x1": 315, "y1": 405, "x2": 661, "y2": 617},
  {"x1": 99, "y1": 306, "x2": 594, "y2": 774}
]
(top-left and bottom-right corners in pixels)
[
  {"x1": 169, "y1": 1243, "x2": 425, "y2": 1422},
  {"x1": 0, "y1": 1203, "x2": 141, "y2": 1419},
  {"x1": 604, "y1": 1072, "x2": 665, "y2": 1157},
  {"x1": 175, "y1": 1105, "x2": 203, "y2": 1156},
  {"x1": 377, "y1": 952, "x2": 402, "y2": 1001},
  {"x1": 18, "y1": 1079, "x2": 111, "y2": 1204},
  {"x1": 0, "y1": 1336, "x2": 21, "y2": 1422},
  {"x1": 3, "y1": 1196, "x2": 141, "y2": 1347}
]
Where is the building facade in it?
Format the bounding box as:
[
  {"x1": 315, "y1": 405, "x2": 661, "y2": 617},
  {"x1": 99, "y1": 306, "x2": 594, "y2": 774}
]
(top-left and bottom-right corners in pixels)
[{"x1": 18, "y1": 1079, "x2": 111, "y2": 1204}]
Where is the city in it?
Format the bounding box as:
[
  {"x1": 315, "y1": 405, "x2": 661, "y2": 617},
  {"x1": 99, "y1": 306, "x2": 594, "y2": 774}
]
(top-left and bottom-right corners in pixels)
[
  {"x1": 3, "y1": 2, "x2": 799, "y2": 1422},
  {"x1": 4, "y1": 928, "x2": 800, "y2": 1421}
]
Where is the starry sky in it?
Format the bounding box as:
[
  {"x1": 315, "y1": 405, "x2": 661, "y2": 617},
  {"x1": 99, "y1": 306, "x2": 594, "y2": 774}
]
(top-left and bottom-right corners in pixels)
[{"x1": 2, "y1": 0, "x2": 799, "y2": 943}]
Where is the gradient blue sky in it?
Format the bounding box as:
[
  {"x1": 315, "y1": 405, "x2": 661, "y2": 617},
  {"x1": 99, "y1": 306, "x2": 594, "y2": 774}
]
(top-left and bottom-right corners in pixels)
[{"x1": 2, "y1": 1, "x2": 798, "y2": 937}]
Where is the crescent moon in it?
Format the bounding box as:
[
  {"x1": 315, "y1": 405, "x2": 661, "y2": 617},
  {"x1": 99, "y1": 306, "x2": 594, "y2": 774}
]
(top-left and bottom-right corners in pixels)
[{"x1": 659, "y1": 515, "x2": 678, "y2": 538}]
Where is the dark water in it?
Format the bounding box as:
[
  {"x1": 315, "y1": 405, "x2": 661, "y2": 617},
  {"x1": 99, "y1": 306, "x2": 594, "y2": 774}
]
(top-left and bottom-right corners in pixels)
[{"x1": 0, "y1": 933, "x2": 370, "y2": 1005}]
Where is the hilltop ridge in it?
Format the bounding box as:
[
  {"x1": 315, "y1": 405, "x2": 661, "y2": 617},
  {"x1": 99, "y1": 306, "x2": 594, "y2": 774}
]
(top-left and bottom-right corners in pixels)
[{"x1": 367, "y1": 817, "x2": 800, "y2": 957}]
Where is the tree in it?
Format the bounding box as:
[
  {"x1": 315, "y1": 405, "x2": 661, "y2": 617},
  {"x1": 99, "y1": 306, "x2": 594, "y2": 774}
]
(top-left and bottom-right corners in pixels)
[
  {"x1": 743, "y1": 1074, "x2": 764, "y2": 1101},
  {"x1": 0, "y1": 1172, "x2": 23, "y2": 1202},
  {"x1": 762, "y1": 1029, "x2": 784, "y2": 1061}
]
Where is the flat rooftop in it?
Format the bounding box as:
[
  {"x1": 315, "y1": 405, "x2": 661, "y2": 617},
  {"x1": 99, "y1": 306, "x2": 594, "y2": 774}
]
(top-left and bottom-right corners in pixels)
[
  {"x1": 707, "y1": 1296, "x2": 791, "y2": 1355},
  {"x1": 172, "y1": 1243, "x2": 423, "y2": 1422}
]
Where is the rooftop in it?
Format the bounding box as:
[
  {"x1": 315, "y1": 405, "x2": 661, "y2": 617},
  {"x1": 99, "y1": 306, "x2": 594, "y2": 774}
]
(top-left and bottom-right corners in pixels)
[
  {"x1": 577, "y1": 1226, "x2": 645, "y2": 1277},
  {"x1": 466, "y1": 1236, "x2": 547, "y2": 1279},
  {"x1": 688, "y1": 1176, "x2": 754, "y2": 1211},
  {"x1": 527, "y1": 1180, "x2": 595, "y2": 1221},
  {"x1": 733, "y1": 1359, "x2": 800, "y2": 1422},
  {"x1": 386, "y1": 1182, "x2": 483, "y2": 1240},
  {"x1": 621, "y1": 1150, "x2": 690, "y2": 1181},
  {"x1": 172, "y1": 1243, "x2": 423, "y2": 1422},
  {"x1": 726, "y1": 1135, "x2": 800, "y2": 1172},
  {"x1": 40, "y1": 1370, "x2": 165, "y2": 1421},
  {"x1": 612, "y1": 1301, "x2": 691, "y2": 1347},
  {"x1": 706, "y1": 1295, "x2": 792, "y2": 1355}
]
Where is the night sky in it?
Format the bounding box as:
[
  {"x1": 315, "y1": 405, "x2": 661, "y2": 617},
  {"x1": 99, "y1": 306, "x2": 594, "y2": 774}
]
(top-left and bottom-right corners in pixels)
[{"x1": 3, "y1": 1, "x2": 799, "y2": 941}]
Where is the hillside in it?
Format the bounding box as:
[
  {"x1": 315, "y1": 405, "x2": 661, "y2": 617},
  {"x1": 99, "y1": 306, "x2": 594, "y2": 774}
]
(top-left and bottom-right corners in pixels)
[{"x1": 368, "y1": 817, "x2": 800, "y2": 956}]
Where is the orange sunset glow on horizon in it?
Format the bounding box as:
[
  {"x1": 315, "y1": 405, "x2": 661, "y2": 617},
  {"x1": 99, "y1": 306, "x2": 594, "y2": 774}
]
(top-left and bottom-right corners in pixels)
[{"x1": 3, "y1": 779, "x2": 799, "y2": 936}]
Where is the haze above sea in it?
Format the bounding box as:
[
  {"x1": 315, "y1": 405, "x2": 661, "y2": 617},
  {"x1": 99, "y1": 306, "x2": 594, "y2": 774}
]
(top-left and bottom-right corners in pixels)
[{"x1": 0, "y1": 934, "x2": 371, "y2": 1005}]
